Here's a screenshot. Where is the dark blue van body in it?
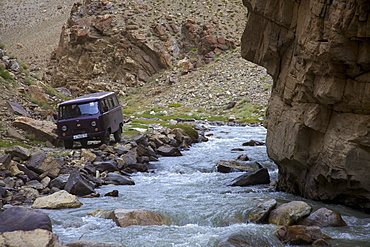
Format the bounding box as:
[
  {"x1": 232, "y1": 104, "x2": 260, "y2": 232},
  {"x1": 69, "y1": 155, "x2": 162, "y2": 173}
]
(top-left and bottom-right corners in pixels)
[{"x1": 57, "y1": 92, "x2": 124, "y2": 148}]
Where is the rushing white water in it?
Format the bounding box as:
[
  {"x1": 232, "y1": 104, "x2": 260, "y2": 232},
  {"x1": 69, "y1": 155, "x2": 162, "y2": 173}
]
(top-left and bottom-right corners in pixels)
[{"x1": 43, "y1": 126, "x2": 370, "y2": 246}]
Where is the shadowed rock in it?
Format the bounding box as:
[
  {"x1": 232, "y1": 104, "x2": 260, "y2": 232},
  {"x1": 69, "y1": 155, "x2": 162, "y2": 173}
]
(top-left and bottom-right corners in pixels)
[
  {"x1": 245, "y1": 199, "x2": 277, "y2": 223},
  {"x1": 64, "y1": 169, "x2": 95, "y2": 196},
  {"x1": 275, "y1": 225, "x2": 331, "y2": 245},
  {"x1": 0, "y1": 206, "x2": 52, "y2": 232},
  {"x1": 226, "y1": 168, "x2": 270, "y2": 186}
]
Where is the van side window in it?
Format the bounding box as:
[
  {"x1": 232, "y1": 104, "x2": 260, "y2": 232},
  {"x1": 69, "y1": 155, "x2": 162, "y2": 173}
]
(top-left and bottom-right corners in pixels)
[
  {"x1": 107, "y1": 97, "x2": 114, "y2": 109},
  {"x1": 101, "y1": 99, "x2": 109, "y2": 112},
  {"x1": 113, "y1": 95, "x2": 119, "y2": 107}
]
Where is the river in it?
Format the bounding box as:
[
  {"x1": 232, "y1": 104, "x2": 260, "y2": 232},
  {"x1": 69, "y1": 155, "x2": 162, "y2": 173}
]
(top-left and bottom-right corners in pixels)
[{"x1": 43, "y1": 125, "x2": 370, "y2": 246}]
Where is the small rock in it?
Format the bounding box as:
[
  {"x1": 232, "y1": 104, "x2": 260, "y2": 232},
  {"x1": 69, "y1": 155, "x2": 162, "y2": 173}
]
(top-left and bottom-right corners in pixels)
[{"x1": 5, "y1": 146, "x2": 31, "y2": 160}]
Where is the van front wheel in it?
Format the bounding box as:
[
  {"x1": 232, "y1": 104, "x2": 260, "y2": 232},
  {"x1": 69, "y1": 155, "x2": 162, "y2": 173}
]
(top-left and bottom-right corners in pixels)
[
  {"x1": 114, "y1": 126, "x2": 122, "y2": 143},
  {"x1": 101, "y1": 130, "x2": 111, "y2": 145},
  {"x1": 64, "y1": 140, "x2": 73, "y2": 149}
]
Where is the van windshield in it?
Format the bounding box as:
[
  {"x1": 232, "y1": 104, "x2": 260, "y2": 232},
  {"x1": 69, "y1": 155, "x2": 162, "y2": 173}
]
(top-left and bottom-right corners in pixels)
[{"x1": 59, "y1": 101, "x2": 100, "y2": 119}]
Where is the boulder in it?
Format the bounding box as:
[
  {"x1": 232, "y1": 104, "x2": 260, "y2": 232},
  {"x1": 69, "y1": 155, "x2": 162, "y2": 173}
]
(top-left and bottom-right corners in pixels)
[
  {"x1": 217, "y1": 233, "x2": 283, "y2": 247},
  {"x1": 298, "y1": 207, "x2": 347, "y2": 227},
  {"x1": 12, "y1": 188, "x2": 40, "y2": 203},
  {"x1": 157, "y1": 145, "x2": 182, "y2": 156},
  {"x1": 93, "y1": 161, "x2": 118, "y2": 172},
  {"x1": 137, "y1": 144, "x2": 158, "y2": 158},
  {"x1": 6, "y1": 101, "x2": 31, "y2": 117},
  {"x1": 13, "y1": 116, "x2": 58, "y2": 146},
  {"x1": 275, "y1": 225, "x2": 331, "y2": 245},
  {"x1": 236, "y1": 154, "x2": 250, "y2": 161},
  {"x1": 64, "y1": 169, "x2": 96, "y2": 196},
  {"x1": 0, "y1": 206, "x2": 52, "y2": 232},
  {"x1": 0, "y1": 229, "x2": 63, "y2": 247},
  {"x1": 49, "y1": 174, "x2": 70, "y2": 190},
  {"x1": 5, "y1": 145, "x2": 31, "y2": 160},
  {"x1": 103, "y1": 173, "x2": 135, "y2": 185},
  {"x1": 81, "y1": 149, "x2": 97, "y2": 162},
  {"x1": 112, "y1": 209, "x2": 170, "y2": 227},
  {"x1": 242, "y1": 140, "x2": 265, "y2": 146},
  {"x1": 268, "y1": 201, "x2": 312, "y2": 226},
  {"x1": 7, "y1": 126, "x2": 26, "y2": 140},
  {"x1": 66, "y1": 241, "x2": 121, "y2": 247},
  {"x1": 118, "y1": 152, "x2": 137, "y2": 168},
  {"x1": 17, "y1": 164, "x2": 40, "y2": 181},
  {"x1": 27, "y1": 154, "x2": 62, "y2": 178},
  {"x1": 32, "y1": 190, "x2": 83, "y2": 209},
  {"x1": 216, "y1": 160, "x2": 259, "y2": 173},
  {"x1": 226, "y1": 168, "x2": 270, "y2": 186},
  {"x1": 244, "y1": 199, "x2": 277, "y2": 223},
  {"x1": 0, "y1": 154, "x2": 12, "y2": 170},
  {"x1": 87, "y1": 209, "x2": 113, "y2": 219},
  {"x1": 104, "y1": 190, "x2": 119, "y2": 197},
  {"x1": 241, "y1": 0, "x2": 370, "y2": 210}
]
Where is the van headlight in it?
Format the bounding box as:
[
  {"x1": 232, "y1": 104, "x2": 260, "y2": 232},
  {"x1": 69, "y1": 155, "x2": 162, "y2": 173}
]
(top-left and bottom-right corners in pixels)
[
  {"x1": 91, "y1": 121, "x2": 97, "y2": 127},
  {"x1": 62, "y1": 125, "x2": 67, "y2": 131}
]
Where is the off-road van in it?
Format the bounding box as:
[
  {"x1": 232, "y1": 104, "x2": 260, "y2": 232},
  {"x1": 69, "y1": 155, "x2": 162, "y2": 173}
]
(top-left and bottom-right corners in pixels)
[{"x1": 57, "y1": 92, "x2": 124, "y2": 148}]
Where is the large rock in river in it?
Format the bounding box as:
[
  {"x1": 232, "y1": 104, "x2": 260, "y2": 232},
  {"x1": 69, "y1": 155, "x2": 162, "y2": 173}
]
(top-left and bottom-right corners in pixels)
[
  {"x1": 112, "y1": 209, "x2": 170, "y2": 227},
  {"x1": 268, "y1": 201, "x2": 312, "y2": 226},
  {"x1": 226, "y1": 168, "x2": 270, "y2": 186},
  {"x1": 241, "y1": 0, "x2": 370, "y2": 210}
]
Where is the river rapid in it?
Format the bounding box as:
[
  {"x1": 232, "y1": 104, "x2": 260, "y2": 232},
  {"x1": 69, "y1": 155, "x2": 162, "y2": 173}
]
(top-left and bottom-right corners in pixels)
[{"x1": 43, "y1": 126, "x2": 370, "y2": 246}]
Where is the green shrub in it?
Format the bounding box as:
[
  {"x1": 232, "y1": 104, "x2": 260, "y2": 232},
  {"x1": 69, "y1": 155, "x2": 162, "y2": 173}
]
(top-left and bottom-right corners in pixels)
[{"x1": 0, "y1": 68, "x2": 13, "y2": 80}]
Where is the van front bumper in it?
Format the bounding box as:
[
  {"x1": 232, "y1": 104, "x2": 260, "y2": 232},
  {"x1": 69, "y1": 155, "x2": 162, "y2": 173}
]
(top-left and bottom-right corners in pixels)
[{"x1": 58, "y1": 131, "x2": 105, "y2": 141}]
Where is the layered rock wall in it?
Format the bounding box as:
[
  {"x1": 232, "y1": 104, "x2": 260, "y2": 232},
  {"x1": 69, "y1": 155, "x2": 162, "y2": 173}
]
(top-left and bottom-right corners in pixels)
[{"x1": 241, "y1": 0, "x2": 370, "y2": 210}]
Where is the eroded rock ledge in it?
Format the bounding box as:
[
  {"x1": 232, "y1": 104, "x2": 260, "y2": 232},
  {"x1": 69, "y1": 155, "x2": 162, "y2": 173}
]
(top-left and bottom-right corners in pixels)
[{"x1": 241, "y1": 0, "x2": 370, "y2": 210}]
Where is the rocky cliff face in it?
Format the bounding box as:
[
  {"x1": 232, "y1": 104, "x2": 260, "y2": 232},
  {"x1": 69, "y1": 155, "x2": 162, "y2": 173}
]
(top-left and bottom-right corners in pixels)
[
  {"x1": 241, "y1": 0, "x2": 370, "y2": 210},
  {"x1": 49, "y1": 0, "x2": 236, "y2": 95}
]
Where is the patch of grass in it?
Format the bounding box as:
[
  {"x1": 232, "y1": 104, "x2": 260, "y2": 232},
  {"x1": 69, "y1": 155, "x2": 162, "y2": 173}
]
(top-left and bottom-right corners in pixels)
[
  {"x1": 30, "y1": 97, "x2": 54, "y2": 111},
  {"x1": 0, "y1": 140, "x2": 30, "y2": 149},
  {"x1": 0, "y1": 68, "x2": 13, "y2": 80},
  {"x1": 0, "y1": 42, "x2": 5, "y2": 49},
  {"x1": 168, "y1": 103, "x2": 182, "y2": 107},
  {"x1": 23, "y1": 77, "x2": 34, "y2": 86}
]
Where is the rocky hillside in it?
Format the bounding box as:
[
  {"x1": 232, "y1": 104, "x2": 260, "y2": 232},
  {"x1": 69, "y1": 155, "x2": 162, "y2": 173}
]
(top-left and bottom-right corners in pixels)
[{"x1": 0, "y1": 0, "x2": 272, "y2": 146}]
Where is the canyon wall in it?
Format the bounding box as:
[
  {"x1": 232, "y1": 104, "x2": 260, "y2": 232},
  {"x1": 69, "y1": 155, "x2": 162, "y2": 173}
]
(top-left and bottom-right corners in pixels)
[{"x1": 241, "y1": 0, "x2": 370, "y2": 210}]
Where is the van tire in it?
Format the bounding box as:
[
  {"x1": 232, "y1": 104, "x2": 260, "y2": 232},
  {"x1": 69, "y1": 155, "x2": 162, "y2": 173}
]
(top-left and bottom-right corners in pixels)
[
  {"x1": 80, "y1": 140, "x2": 88, "y2": 147},
  {"x1": 101, "y1": 130, "x2": 110, "y2": 145},
  {"x1": 114, "y1": 126, "x2": 122, "y2": 143},
  {"x1": 64, "y1": 140, "x2": 73, "y2": 149}
]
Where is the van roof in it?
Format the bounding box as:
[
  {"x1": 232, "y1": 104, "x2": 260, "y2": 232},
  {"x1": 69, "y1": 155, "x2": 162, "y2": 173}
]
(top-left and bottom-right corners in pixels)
[{"x1": 59, "y1": 92, "x2": 116, "y2": 106}]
